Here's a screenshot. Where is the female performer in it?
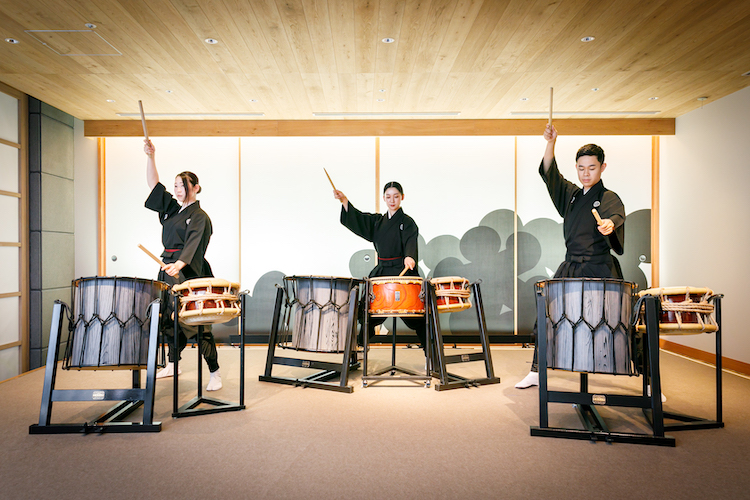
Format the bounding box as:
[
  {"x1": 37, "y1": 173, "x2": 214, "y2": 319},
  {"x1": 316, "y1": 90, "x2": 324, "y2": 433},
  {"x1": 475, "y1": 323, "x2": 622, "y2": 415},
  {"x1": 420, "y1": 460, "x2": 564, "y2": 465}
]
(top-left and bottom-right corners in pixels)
[
  {"x1": 333, "y1": 181, "x2": 427, "y2": 350},
  {"x1": 144, "y1": 139, "x2": 222, "y2": 391}
]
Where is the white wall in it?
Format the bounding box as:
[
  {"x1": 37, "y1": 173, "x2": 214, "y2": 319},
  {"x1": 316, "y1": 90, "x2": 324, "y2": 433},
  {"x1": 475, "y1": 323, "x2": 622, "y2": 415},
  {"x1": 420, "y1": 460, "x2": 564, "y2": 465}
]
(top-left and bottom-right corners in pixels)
[
  {"x1": 660, "y1": 86, "x2": 750, "y2": 363},
  {"x1": 74, "y1": 118, "x2": 99, "y2": 279}
]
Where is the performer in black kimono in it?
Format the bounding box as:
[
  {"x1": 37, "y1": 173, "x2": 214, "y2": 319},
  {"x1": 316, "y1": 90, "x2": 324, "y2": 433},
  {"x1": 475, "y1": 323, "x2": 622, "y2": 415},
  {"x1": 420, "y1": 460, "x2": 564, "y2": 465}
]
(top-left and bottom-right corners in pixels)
[
  {"x1": 515, "y1": 124, "x2": 625, "y2": 389},
  {"x1": 144, "y1": 139, "x2": 222, "y2": 391},
  {"x1": 333, "y1": 181, "x2": 427, "y2": 350}
]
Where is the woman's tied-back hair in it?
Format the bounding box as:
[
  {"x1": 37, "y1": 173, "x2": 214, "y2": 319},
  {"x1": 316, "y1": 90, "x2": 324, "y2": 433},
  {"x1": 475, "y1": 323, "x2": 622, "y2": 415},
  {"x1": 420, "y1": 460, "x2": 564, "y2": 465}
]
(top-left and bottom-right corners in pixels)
[
  {"x1": 383, "y1": 181, "x2": 403, "y2": 195},
  {"x1": 576, "y1": 144, "x2": 605, "y2": 165},
  {"x1": 178, "y1": 171, "x2": 201, "y2": 194}
]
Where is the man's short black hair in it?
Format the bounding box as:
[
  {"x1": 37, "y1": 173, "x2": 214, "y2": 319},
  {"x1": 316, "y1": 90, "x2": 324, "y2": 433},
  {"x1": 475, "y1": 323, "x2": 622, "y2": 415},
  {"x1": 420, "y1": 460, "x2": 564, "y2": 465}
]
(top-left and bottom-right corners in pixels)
[{"x1": 576, "y1": 144, "x2": 605, "y2": 165}]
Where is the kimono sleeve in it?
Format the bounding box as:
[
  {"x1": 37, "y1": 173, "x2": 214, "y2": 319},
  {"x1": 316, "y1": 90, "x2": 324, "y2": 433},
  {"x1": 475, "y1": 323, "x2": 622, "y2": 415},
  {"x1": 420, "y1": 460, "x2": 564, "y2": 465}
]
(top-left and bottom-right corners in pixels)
[
  {"x1": 599, "y1": 190, "x2": 626, "y2": 255},
  {"x1": 539, "y1": 158, "x2": 579, "y2": 218},
  {"x1": 402, "y1": 216, "x2": 419, "y2": 261},
  {"x1": 340, "y1": 203, "x2": 378, "y2": 242},
  {"x1": 145, "y1": 182, "x2": 179, "y2": 218},
  {"x1": 179, "y1": 210, "x2": 211, "y2": 274}
]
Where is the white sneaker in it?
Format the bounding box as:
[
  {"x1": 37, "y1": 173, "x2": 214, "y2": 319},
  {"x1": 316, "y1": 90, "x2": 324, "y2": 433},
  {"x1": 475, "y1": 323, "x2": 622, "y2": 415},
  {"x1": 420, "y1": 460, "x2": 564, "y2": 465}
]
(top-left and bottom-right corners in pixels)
[
  {"x1": 515, "y1": 371, "x2": 539, "y2": 389},
  {"x1": 647, "y1": 385, "x2": 667, "y2": 403},
  {"x1": 206, "y1": 370, "x2": 222, "y2": 391},
  {"x1": 156, "y1": 362, "x2": 182, "y2": 379}
]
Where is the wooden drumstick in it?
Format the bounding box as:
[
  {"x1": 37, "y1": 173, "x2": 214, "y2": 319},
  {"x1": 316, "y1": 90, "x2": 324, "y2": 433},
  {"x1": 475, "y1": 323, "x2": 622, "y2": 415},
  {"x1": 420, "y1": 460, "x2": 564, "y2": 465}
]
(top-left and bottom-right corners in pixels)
[
  {"x1": 138, "y1": 100, "x2": 149, "y2": 140},
  {"x1": 592, "y1": 209, "x2": 604, "y2": 225},
  {"x1": 138, "y1": 244, "x2": 165, "y2": 267},
  {"x1": 398, "y1": 265, "x2": 409, "y2": 277},
  {"x1": 323, "y1": 168, "x2": 337, "y2": 191},
  {"x1": 549, "y1": 87, "x2": 553, "y2": 126}
]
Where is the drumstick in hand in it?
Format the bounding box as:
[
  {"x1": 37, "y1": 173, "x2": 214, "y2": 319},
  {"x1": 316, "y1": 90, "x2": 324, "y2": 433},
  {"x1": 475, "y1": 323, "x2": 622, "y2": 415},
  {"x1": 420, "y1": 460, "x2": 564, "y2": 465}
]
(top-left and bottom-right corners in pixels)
[
  {"x1": 398, "y1": 266, "x2": 409, "y2": 277},
  {"x1": 323, "y1": 168, "x2": 337, "y2": 191},
  {"x1": 138, "y1": 100, "x2": 149, "y2": 140},
  {"x1": 549, "y1": 87, "x2": 554, "y2": 126},
  {"x1": 138, "y1": 244, "x2": 166, "y2": 267},
  {"x1": 592, "y1": 209, "x2": 604, "y2": 225}
]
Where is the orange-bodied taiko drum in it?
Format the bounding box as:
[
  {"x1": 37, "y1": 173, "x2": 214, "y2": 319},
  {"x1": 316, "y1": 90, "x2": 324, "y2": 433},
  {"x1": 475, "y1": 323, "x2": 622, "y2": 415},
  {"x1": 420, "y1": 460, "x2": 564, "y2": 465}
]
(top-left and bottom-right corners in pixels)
[
  {"x1": 430, "y1": 276, "x2": 472, "y2": 313},
  {"x1": 368, "y1": 277, "x2": 424, "y2": 317}
]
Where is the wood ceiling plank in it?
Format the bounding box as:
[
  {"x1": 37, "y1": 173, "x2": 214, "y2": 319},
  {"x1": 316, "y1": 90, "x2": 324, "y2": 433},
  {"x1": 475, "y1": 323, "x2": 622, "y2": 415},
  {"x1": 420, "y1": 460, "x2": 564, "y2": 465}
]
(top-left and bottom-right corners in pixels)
[
  {"x1": 411, "y1": 0, "x2": 457, "y2": 73},
  {"x1": 301, "y1": 0, "x2": 338, "y2": 74},
  {"x1": 223, "y1": 0, "x2": 283, "y2": 73},
  {"x1": 430, "y1": 0, "x2": 484, "y2": 74},
  {"x1": 329, "y1": 0, "x2": 356, "y2": 74},
  {"x1": 274, "y1": 0, "x2": 319, "y2": 74},
  {"x1": 391, "y1": 0, "x2": 431, "y2": 75},
  {"x1": 354, "y1": 0, "x2": 379, "y2": 74}
]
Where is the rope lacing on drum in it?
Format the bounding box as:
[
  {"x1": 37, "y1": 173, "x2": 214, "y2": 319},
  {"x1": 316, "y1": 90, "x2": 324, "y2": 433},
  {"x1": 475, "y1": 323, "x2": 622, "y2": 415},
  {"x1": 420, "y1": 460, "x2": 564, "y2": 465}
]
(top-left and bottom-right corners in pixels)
[{"x1": 633, "y1": 289, "x2": 716, "y2": 331}]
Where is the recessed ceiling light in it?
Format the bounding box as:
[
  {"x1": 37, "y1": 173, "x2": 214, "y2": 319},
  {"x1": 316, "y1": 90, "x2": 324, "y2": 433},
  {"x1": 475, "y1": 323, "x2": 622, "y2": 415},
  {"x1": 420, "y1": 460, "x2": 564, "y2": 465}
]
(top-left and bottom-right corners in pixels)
[
  {"x1": 697, "y1": 96, "x2": 708, "y2": 101},
  {"x1": 382, "y1": 38, "x2": 395, "y2": 43},
  {"x1": 5, "y1": 38, "x2": 19, "y2": 44},
  {"x1": 376, "y1": 99, "x2": 385, "y2": 102},
  {"x1": 165, "y1": 90, "x2": 173, "y2": 94},
  {"x1": 106, "y1": 99, "x2": 115, "y2": 103},
  {"x1": 84, "y1": 23, "x2": 96, "y2": 29},
  {"x1": 591, "y1": 88, "x2": 599, "y2": 92},
  {"x1": 648, "y1": 96, "x2": 658, "y2": 100},
  {"x1": 581, "y1": 36, "x2": 595, "y2": 42},
  {"x1": 520, "y1": 97, "x2": 529, "y2": 101},
  {"x1": 313, "y1": 111, "x2": 460, "y2": 117},
  {"x1": 379, "y1": 89, "x2": 386, "y2": 93},
  {"x1": 204, "y1": 38, "x2": 218, "y2": 44},
  {"x1": 249, "y1": 99, "x2": 258, "y2": 102}
]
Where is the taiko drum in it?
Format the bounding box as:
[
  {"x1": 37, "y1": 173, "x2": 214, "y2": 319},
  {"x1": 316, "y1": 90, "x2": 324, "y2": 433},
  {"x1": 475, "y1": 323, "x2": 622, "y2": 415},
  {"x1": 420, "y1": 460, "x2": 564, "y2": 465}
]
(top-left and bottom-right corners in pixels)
[{"x1": 368, "y1": 277, "x2": 425, "y2": 317}]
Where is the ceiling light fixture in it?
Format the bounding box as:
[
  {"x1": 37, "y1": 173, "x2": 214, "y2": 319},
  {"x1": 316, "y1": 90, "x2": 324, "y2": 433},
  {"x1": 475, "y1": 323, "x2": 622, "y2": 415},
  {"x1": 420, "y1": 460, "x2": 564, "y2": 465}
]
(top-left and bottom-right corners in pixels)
[
  {"x1": 84, "y1": 23, "x2": 96, "y2": 29},
  {"x1": 376, "y1": 99, "x2": 385, "y2": 102},
  {"x1": 106, "y1": 99, "x2": 115, "y2": 103},
  {"x1": 5, "y1": 38, "x2": 19, "y2": 44},
  {"x1": 581, "y1": 36, "x2": 595, "y2": 42},
  {"x1": 379, "y1": 89, "x2": 386, "y2": 93},
  {"x1": 510, "y1": 111, "x2": 661, "y2": 116},
  {"x1": 697, "y1": 96, "x2": 708, "y2": 101},
  {"x1": 204, "y1": 38, "x2": 218, "y2": 44},
  {"x1": 520, "y1": 97, "x2": 529, "y2": 101},
  {"x1": 382, "y1": 38, "x2": 395, "y2": 43},
  {"x1": 117, "y1": 112, "x2": 265, "y2": 118},
  {"x1": 165, "y1": 90, "x2": 173, "y2": 94},
  {"x1": 249, "y1": 99, "x2": 258, "y2": 102},
  {"x1": 648, "y1": 97, "x2": 658, "y2": 100},
  {"x1": 591, "y1": 88, "x2": 599, "y2": 92},
  {"x1": 313, "y1": 111, "x2": 460, "y2": 117}
]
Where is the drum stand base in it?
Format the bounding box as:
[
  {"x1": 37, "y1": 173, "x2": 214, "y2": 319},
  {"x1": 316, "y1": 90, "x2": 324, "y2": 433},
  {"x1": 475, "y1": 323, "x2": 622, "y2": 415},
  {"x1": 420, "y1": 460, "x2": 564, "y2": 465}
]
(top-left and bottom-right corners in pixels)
[
  {"x1": 30, "y1": 301, "x2": 162, "y2": 435},
  {"x1": 531, "y1": 294, "x2": 677, "y2": 447},
  {"x1": 260, "y1": 287, "x2": 360, "y2": 393},
  {"x1": 362, "y1": 317, "x2": 431, "y2": 388},
  {"x1": 430, "y1": 282, "x2": 501, "y2": 391},
  {"x1": 172, "y1": 295, "x2": 246, "y2": 418}
]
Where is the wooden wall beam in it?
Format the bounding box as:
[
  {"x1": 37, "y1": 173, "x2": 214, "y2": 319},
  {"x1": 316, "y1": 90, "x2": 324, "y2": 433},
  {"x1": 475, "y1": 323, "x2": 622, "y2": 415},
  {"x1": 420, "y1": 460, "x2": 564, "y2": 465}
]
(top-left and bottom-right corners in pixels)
[{"x1": 85, "y1": 119, "x2": 675, "y2": 138}]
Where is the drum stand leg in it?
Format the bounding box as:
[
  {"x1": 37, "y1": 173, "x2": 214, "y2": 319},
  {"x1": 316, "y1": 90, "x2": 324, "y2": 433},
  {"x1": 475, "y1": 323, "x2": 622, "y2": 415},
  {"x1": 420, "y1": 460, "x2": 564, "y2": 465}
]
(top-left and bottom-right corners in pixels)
[
  {"x1": 30, "y1": 301, "x2": 162, "y2": 434},
  {"x1": 172, "y1": 294, "x2": 245, "y2": 418},
  {"x1": 432, "y1": 282, "x2": 501, "y2": 391},
  {"x1": 259, "y1": 287, "x2": 360, "y2": 393},
  {"x1": 642, "y1": 296, "x2": 724, "y2": 432},
  {"x1": 530, "y1": 294, "x2": 676, "y2": 446}
]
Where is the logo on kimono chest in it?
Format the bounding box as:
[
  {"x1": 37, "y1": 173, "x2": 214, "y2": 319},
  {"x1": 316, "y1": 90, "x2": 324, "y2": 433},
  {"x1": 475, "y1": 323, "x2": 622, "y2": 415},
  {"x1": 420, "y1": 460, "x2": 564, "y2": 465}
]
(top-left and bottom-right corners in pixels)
[
  {"x1": 593, "y1": 201, "x2": 601, "y2": 208},
  {"x1": 186, "y1": 218, "x2": 191, "y2": 225},
  {"x1": 400, "y1": 223, "x2": 404, "y2": 230}
]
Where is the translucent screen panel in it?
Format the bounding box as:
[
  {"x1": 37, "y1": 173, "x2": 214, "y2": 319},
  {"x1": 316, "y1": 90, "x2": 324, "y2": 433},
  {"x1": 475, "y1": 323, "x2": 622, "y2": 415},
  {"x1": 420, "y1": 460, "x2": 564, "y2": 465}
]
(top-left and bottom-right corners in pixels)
[
  {"x1": 0, "y1": 296, "x2": 19, "y2": 345},
  {"x1": 0, "y1": 247, "x2": 19, "y2": 294},
  {"x1": 0, "y1": 347, "x2": 20, "y2": 382},
  {"x1": 0, "y1": 143, "x2": 18, "y2": 192},
  {"x1": 0, "y1": 195, "x2": 19, "y2": 242},
  {"x1": 0, "y1": 91, "x2": 18, "y2": 144}
]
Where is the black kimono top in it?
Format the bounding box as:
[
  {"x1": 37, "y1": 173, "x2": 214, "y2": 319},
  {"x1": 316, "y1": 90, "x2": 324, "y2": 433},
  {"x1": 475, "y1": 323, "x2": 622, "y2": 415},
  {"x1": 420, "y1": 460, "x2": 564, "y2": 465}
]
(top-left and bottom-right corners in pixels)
[
  {"x1": 341, "y1": 203, "x2": 419, "y2": 278},
  {"x1": 540, "y1": 158, "x2": 625, "y2": 278},
  {"x1": 145, "y1": 182, "x2": 213, "y2": 280}
]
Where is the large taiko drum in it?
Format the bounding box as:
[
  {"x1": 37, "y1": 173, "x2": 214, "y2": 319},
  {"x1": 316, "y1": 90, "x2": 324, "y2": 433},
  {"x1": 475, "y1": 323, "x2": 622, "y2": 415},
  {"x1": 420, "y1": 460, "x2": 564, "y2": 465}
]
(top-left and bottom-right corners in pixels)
[
  {"x1": 285, "y1": 276, "x2": 361, "y2": 352},
  {"x1": 430, "y1": 276, "x2": 472, "y2": 313},
  {"x1": 636, "y1": 286, "x2": 717, "y2": 334},
  {"x1": 536, "y1": 278, "x2": 637, "y2": 375},
  {"x1": 368, "y1": 277, "x2": 425, "y2": 317},
  {"x1": 172, "y1": 278, "x2": 241, "y2": 325},
  {"x1": 65, "y1": 276, "x2": 169, "y2": 369}
]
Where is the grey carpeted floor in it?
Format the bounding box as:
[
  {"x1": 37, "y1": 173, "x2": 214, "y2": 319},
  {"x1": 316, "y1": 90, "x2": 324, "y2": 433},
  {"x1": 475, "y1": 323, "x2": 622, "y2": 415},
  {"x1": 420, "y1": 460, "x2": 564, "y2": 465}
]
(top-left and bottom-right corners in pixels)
[{"x1": 1, "y1": 346, "x2": 749, "y2": 500}]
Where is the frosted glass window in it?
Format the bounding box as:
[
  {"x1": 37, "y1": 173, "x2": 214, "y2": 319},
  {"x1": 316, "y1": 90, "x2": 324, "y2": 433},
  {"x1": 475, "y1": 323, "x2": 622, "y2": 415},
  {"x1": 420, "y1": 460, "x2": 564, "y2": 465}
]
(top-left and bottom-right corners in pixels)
[
  {"x1": 0, "y1": 143, "x2": 18, "y2": 192},
  {"x1": 0, "y1": 247, "x2": 19, "y2": 294},
  {"x1": 0, "y1": 296, "x2": 19, "y2": 345},
  {"x1": 0, "y1": 195, "x2": 19, "y2": 242},
  {"x1": 0, "y1": 91, "x2": 18, "y2": 144},
  {"x1": 0, "y1": 347, "x2": 20, "y2": 382}
]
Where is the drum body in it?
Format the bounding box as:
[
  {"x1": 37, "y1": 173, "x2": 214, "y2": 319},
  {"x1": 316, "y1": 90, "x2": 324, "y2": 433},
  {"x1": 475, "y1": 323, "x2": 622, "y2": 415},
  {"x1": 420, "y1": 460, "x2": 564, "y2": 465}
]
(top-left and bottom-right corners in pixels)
[
  {"x1": 636, "y1": 286, "x2": 717, "y2": 334},
  {"x1": 430, "y1": 276, "x2": 471, "y2": 313},
  {"x1": 286, "y1": 276, "x2": 360, "y2": 352},
  {"x1": 369, "y1": 277, "x2": 425, "y2": 317},
  {"x1": 66, "y1": 276, "x2": 169, "y2": 369},
  {"x1": 537, "y1": 278, "x2": 636, "y2": 375},
  {"x1": 172, "y1": 278, "x2": 241, "y2": 325}
]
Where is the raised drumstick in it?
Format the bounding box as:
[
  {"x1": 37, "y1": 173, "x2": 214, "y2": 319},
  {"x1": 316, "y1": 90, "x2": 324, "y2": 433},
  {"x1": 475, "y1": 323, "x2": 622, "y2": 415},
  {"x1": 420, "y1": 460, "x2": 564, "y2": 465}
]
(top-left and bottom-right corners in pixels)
[
  {"x1": 592, "y1": 209, "x2": 603, "y2": 225},
  {"x1": 398, "y1": 265, "x2": 409, "y2": 277},
  {"x1": 549, "y1": 87, "x2": 553, "y2": 126},
  {"x1": 138, "y1": 100, "x2": 149, "y2": 140},
  {"x1": 138, "y1": 244, "x2": 165, "y2": 267},
  {"x1": 323, "y1": 168, "x2": 337, "y2": 191}
]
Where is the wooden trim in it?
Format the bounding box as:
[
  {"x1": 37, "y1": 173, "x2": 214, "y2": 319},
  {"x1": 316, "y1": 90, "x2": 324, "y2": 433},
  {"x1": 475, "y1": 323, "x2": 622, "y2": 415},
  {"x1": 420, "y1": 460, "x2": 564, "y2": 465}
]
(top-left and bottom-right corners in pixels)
[
  {"x1": 98, "y1": 138, "x2": 106, "y2": 276},
  {"x1": 0, "y1": 242, "x2": 22, "y2": 247},
  {"x1": 651, "y1": 136, "x2": 660, "y2": 288},
  {"x1": 513, "y1": 136, "x2": 518, "y2": 336},
  {"x1": 238, "y1": 137, "x2": 242, "y2": 286},
  {"x1": 660, "y1": 338, "x2": 750, "y2": 377},
  {"x1": 0, "y1": 189, "x2": 21, "y2": 198},
  {"x1": 0, "y1": 80, "x2": 24, "y2": 100},
  {"x1": 85, "y1": 119, "x2": 676, "y2": 138},
  {"x1": 374, "y1": 137, "x2": 380, "y2": 213},
  {"x1": 0, "y1": 340, "x2": 22, "y2": 351},
  {"x1": 18, "y1": 92, "x2": 28, "y2": 373},
  {"x1": 0, "y1": 292, "x2": 22, "y2": 299},
  {"x1": 0, "y1": 137, "x2": 20, "y2": 149}
]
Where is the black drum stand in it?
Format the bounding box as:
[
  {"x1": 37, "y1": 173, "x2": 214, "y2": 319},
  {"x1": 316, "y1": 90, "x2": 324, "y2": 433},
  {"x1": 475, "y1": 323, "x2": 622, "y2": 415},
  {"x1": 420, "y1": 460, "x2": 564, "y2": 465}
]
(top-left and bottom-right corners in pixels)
[
  {"x1": 531, "y1": 293, "x2": 676, "y2": 446},
  {"x1": 30, "y1": 300, "x2": 162, "y2": 434},
  {"x1": 260, "y1": 285, "x2": 360, "y2": 393},
  {"x1": 429, "y1": 281, "x2": 501, "y2": 391},
  {"x1": 171, "y1": 293, "x2": 245, "y2": 418}
]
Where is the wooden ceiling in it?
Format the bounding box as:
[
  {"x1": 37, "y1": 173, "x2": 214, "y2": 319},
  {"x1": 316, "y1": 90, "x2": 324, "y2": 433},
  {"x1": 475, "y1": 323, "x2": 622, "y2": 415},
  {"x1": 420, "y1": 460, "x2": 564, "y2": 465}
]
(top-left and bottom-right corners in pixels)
[{"x1": 1, "y1": 0, "x2": 749, "y2": 122}]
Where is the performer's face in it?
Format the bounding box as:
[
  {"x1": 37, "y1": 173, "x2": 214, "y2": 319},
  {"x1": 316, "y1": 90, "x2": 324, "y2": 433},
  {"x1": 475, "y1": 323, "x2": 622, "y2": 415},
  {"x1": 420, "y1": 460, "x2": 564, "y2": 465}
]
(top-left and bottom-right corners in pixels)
[
  {"x1": 576, "y1": 155, "x2": 606, "y2": 190},
  {"x1": 383, "y1": 187, "x2": 403, "y2": 213},
  {"x1": 174, "y1": 177, "x2": 198, "y2": 204}
]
